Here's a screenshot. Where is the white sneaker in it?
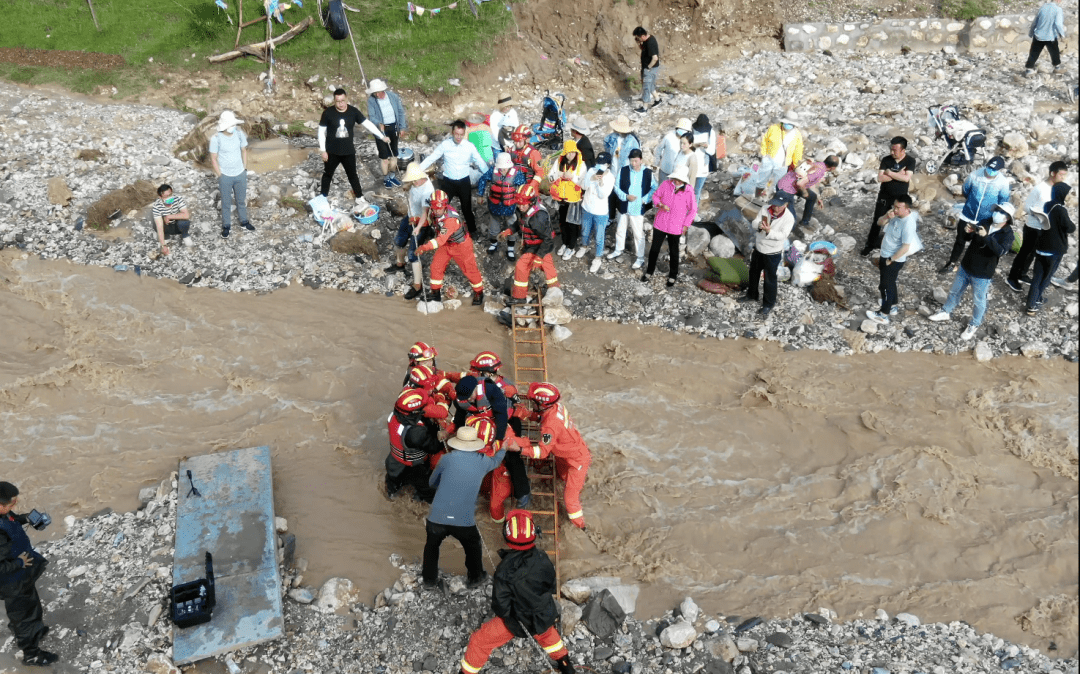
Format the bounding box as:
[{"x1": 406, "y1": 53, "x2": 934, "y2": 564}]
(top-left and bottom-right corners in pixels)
[
  {"x1": 355, "y1": 196, "x2": 370, "y2": 208},
  {"x1": 960, "y1": 325, "x2": 977, "y2": 340},
  {"x1": 631, "y1": 259, "x2": 643, "y2": 270},
  {"x1": 866, "y1": 310, "x2": 890, "y2": 325},
  {"x1": 182, "y1": 237, "x2": 193, "y2": 248},
  {"x1": 561, "y1": 249, "x2": 574, "y2": 261},
  {"x1": 589, "y1": 258, "x2": 601, "y2": 273},
  {"x1": 575, "y1": 246, "x2": 587, "y2": 258},
  {"x1": 607, "y1": 250, "x2": 622, "y2": 260},
  {"x1": 556, "y1": 245, "x2": 568, "y2": 257},
  {"x1": 928, "y1": 311, "x2": 951, "y2": 322}
]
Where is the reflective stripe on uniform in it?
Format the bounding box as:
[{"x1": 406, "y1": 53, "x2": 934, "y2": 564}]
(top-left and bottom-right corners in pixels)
[
  {"x1": 514, "y1": 279, "x2": 529, "y2": 287},
  {"x1": 567, "y1": 510, "x2": 583, "y2": 520},
  {"x1": 542, "y1": 639, "x2": 565, "y2": 654},
  {"x1": 460, "y1": 658, "x2": 482, "y2": 674}
]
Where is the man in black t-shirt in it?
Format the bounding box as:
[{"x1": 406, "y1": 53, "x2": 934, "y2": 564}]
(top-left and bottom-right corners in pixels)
[
  {"x1": 633, "y1": 26, "x2": 661, "y2": 114},
  {"x1": 318, "y1": 88, "x2": 388, "y2": 202},
  {"x1": 861, "y1": 136, "x2": 916, "y2": 256}
]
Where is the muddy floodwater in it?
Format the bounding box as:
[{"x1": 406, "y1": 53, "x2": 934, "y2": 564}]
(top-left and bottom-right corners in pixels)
[{"x1": 1, "y1": 251, "x2": 1076, "y2": 655}]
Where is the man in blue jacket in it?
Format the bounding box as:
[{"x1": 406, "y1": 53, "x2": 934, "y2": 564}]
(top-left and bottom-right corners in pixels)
[
  {"x1": 0, "y1": 482, "x2": 58, "y2": 666},
  {"x1": 1025, "y1": 0, "x2": 1066, "y2": 75},
  {"x1": 423, "y1": 427, "x2": 506, "y2": 589},
  {"x1": 940, "y1": 156, "x2": 1010, "y2": 273},
  {"x1": 366, "y1": 79, "x2": 408, "y2": 189}
]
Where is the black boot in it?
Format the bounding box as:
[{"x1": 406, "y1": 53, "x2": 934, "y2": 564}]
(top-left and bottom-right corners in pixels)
[
  {"x1": 23, "y1": 648, "x2": 60, "y2": 666},
  {"x1": 555, "y1": 655, "x2": 575, "y2": 674},
  {"x1": 471, "y1": 291, "x2": 484, "y2": 306},
  {"x1": 428, "y1": 289, "x2": 441, "y2": 302}
]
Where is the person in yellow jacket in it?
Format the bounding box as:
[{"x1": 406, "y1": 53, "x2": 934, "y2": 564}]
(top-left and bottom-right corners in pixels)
[
  {"x1": 548, "y1": 139, "x2": 586, "y2": 260},
  {"x1": 758, "y1": 111, "x2": 804, "y2": 197}
]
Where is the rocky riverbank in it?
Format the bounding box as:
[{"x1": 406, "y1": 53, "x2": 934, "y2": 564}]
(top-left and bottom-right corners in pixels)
[
  {"x1": 1, "y1": 44, "x2": 1078, "y2": 362},
  {"x1": 3, "y1": 478, "x2": 1077, "y2": 673}
]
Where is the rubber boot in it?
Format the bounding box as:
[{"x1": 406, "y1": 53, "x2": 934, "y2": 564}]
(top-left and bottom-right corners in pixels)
[
  {"x1": 555, "y1": 655, "x2": 575, "y2": 674},
  {"x1": 471, "y1": 291, "x2": 484, "y2": 306},
  {"x1": 428, "y1": 289, "x2": 442, "y2": 302}
]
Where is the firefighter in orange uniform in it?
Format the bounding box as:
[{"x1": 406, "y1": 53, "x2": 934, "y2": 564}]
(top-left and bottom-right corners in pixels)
[
  {"x1": 404, "y1": 341, "x2": 462, "y2": 402},
  {"x1": 386, "y1": 389, "x2": 444, "y2": 502},
  {"x1": 506, "y1": 382, "x2": 591, "y2": 530},
  {"x1": 459, "y1": 509, "x2": 575, "y2": 674},
  {"x1": 415, "y1": 190, "x2": 485, "y2": 305},
  {"x1": 508, "y1": 125, "x2": 545, "y2": 187},
  {"x1": 499, "y1": 183, "x2": 560, "y2": 304}
]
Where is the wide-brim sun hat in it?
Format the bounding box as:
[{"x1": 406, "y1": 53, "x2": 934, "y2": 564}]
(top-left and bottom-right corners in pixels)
[
  {"x1": 495, "y1": 153, "x2": 513, "y2": 170},
  {"x1": 217, "y1": 110, "x2": 244, "y2": 132},
  {"x1": 467, "y1": 112, "x2": 485, "y2": 125},
  {"x1": 366, "y1": 78, "x2": 388, "y2": 94},
  {"x1": 609, "y1": 115, "x2": 633, "y2": 134},
  {"x1": 402, "y1": 162, "x2": 428, "y2": 183},
  {"x1": 995, "y1": 202, "x2": 1016, "y2": 217},
  {"x1": 570, "y1": 116, "x2": 591, "y2": 134},
  {"x1": 447, "y1": 425, "x2": 487, "y2": 451},
  {"x1": 675, "y1": 117, "x2": 693, "y2": 132},
  {"x1": 668, "y1": 165, "x2": 691, "y2": 184},
  {"x1": 497, "y1": 93, "x2": 513, "y2": 105},
  {"x1": 780, "y1": 110, "x2": 799, "y2": 125}
]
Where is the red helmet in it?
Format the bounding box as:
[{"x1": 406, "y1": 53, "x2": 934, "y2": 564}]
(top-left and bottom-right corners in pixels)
[
  {"x1": 503, "y1": 509, "x2": 537, "y2": 550},
  {"x1": 465, "y1": 415, "x2": 495, "y2": 446},
  {"x1": 527, "y1": 382, "x2": 560, "y2": 407},
  {"x1": 394, "y1": 389, "x2": 428, "y2": 416},
  {"x1": 511, "y1": 124, "x2": 531, "y2": 142},
  {"x1": 429, "y1": 190, "x2": 450, "y2": 211},
  {"x1": 470, "y1": 351, "x2": 502, "y2": 373},
  {"x1": 408, "y1": 341, "x2": 438, "y2": 363},
  {"x1": 516, "y1": 183, "x2": 539, "y2": 206},
  {"x1": 407, "y1": 364, "x2": 437, "y2": 389}
]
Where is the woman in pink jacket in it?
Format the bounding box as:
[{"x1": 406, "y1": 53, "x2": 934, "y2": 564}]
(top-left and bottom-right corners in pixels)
[{"x1": 642, "y1": 165, "x2": 698, "y2": 287}]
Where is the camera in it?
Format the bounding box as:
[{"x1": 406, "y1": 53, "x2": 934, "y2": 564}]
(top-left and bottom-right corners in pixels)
[{"x1": 26, "y1": 509, "x2": 51, "y2": 531}]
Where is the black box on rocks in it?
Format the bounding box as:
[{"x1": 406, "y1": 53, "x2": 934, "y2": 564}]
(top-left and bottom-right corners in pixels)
[{"x1": 170, "y1": 552, "x2": 216, "y2": 628}]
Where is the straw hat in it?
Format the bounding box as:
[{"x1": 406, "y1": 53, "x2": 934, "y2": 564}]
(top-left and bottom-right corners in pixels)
[
  {"x1": 675, "y1": 117, "x2": 693, "y2": 133},
  {"x1": 494, "y1": 153, "x2": 513, "y2": 170},
  {"x1": 366, "y1": 78, "x2": 388, "y2": 94},
  {"x1": 668, "y1": 165, "x2": 691, "y2": 184},
  {"x1": 570, "y1": 116, "x2": 591, "y2": 134},
  {"x1": 466, "y1": 112, "x2": 485, "y2": 125},
  {"x1": 447, "y1": 425, "x2": 486, "y2": 451},
  {"x1": 402, "y1": 162, "x2": 428, "y2": 183},
  {"x1": 609, "y1": 114, "x2": 633, "y2": 134},
  {"x1": 217, "y1": 110, "x2": 244, "y2": 132},
  {"x1": 497, "y1": 93, "x2": 513, "y2": 105}
]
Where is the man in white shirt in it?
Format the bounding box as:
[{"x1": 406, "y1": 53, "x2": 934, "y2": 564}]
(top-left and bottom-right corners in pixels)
[
  {"x1": 390, "y1": 162, "x2": 436, "y2": 300},
  {"x1": 1006, "y1": 160, "x2": 1068, "y2": 291},
  {"x1": 488, "y1": 94, "x2": 519, "y2": 151},
  {"x1": 420, "y1": 120, "x2": 489, "y2": 237},
  {"x1": 738, "y1": 192, "x2": 796, "y2": 318}
]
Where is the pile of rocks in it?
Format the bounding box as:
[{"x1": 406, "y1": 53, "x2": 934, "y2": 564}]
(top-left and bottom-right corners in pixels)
[
  {"x1": 5, "y1": 480, "x2": 1077, "y2": 673},
  {"x1": 0, "y1": 39, "x2": 1076, "y2": 360}
]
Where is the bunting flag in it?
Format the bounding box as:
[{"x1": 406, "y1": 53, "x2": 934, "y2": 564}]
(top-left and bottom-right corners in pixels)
[{"x1": 407, "y1": 0, "x2": 498, "y2": 21}]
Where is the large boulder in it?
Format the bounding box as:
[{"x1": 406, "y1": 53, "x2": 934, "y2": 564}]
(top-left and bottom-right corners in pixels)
[
  {"x1": 315, "y1": 577, "x2": 355, "y2": 613},
  {"x1": 686, "y1": 226, "x2": 713, "y2": 257},
  {"x1": 582, "y1": 589, "x2": 626, "y2": 639},
  {"x1": 1000, "y1": 131, "x2": 1030, "y2": 158},
  {"x1": 708, "y1": 234, "x2": 736, "y2": 258},
  {"x1": 715, "y1": 209, "x2": 754, "y2": 255},
  {"x1": 660, "y1": 620, "x2": 697, "y2": 649}
]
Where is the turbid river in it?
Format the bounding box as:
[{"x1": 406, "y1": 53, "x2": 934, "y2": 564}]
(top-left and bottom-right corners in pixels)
[{"x1": 1, "y1": 250, "x2": 1076, "y2": 655}]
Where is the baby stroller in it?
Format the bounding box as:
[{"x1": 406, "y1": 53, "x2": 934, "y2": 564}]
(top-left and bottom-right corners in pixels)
[
  {"x1": 924, "y1": 105, "x2": 986, "y2": 175},
  {"x1": 528, "y1": 91, "x2": 567, "y2": 151}
]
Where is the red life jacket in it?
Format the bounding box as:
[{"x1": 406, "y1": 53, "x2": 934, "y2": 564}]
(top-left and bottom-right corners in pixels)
[
  {"x1": 387, "y1": 413, "x2": 428, "y2": 466},
  {"x1": 434, "y1": 209, "x2": 467, "y2": 245},
  {"x1": 521, "y1": 206, "x2": 544, "y2": 246},
  {"x1": 510, "y1": 146, "x2": 539, "y2": 182},
  {"x1": 489, "y1": 169, "x2": 518, "y2": 207}
]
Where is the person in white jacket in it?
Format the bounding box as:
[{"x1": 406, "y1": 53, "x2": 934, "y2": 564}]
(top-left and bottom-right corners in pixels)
[
  {"x1": 579, "y1": 152, "x2": 617, "y2": 273},
  {"x1": 488, "y1": 94, "x2": 519, "y2": 151},
  {"x1": 654, "y1": 118, "x2": 692, "y2": 184}
]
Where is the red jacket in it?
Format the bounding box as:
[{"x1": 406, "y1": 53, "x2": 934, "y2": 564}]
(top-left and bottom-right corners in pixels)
[
  {"x1": 416, "y1": 211, "x2": 468, "y2": 254},
  {"x1": 528, "y1": 403, "x2": 590, "y2": 467}
]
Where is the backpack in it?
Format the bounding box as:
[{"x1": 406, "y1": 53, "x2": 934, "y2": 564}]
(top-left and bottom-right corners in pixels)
[{"x1": 323, "y1": 0, "x2": 350, "y2": 40}]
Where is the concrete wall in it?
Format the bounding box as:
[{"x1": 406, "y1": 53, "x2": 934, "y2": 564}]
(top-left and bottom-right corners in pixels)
[{"x1": 783, "y1": 11, "x2": 1079, "y2": 54}]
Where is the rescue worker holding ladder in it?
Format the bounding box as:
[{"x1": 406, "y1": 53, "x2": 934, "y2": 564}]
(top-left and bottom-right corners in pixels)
[{"x1": 499, "y1": 183, "x2": 560, "y2": 304}]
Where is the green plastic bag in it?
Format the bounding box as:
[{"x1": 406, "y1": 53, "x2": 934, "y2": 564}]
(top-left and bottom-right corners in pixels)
[
  {"x1": 706, "y1": 257, "x2": 749, "y2": 285},
  {"x1": 1011, "y1": 229, "x2": 1023, "y2": 254}
]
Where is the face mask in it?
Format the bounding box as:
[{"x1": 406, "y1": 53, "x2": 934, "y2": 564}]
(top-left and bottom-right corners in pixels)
[
  {"x1": 227, "y1": 125, "x2": 236, "y2": 134},
  {"x1": 985, "y1": 169, "x2": 998, "y2": 177},
  {"x1": 992, "y1": 212, "x2": 1006, "y2": 223},
  {"x1": 163, "y1": 196, "x2": 176, "y2": 205},
  {"x1": 782, "y1": 123, "x2": 794, "y2": 131}
]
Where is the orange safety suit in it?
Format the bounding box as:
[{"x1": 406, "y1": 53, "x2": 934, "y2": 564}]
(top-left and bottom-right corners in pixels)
[
  {"x1": 526, "y1": 403, "x2": 591, "y2": 529},
  {"x1": 416, "y1": 209, "x2": 483, "y2": 294},
  {"x1": 502, "y1": 205, "x2": 559, "y2": 300}
]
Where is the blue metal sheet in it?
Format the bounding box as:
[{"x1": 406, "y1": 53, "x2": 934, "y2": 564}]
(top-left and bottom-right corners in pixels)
[{"x1": 173, "y1": 446, "x2": 284, "y2": 665}]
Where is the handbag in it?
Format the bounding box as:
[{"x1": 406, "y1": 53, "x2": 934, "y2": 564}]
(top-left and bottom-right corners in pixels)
[{"x1": 565, "y1": 201, "x2": 584, "y2": 226}]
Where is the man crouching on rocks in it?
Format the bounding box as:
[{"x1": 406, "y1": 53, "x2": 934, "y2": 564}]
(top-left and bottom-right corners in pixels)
[
  {"x1": 151, "y1": 183, "x2": 191, "y2": 255},
  {"x1": 0, "y1": 481, "x2": 59, "y2": 666},
  {"x1": 459, "y1": 509, "x2": 575, "y2": 674}
]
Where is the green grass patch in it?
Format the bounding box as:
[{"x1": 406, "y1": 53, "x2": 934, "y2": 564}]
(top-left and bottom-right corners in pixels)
[
  {"x1": 0, "y1": 0, "x2": 515, "y2": 95},
  {"x1": 941, "y1": 0, "x2": 997, "y2": 19}
]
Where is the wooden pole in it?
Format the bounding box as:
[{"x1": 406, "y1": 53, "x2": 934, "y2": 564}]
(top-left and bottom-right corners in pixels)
[
  {"x1": 207, "y1": 16, "x2": 312, "y2": 63},
  {"x1": 86, "y1": 0, "x2": 101, "y2": 31},
  {"x1": 344, "y1": 15, "x2": 367, "y2": 86},
  {"x1": 234, "y1": 0, "x2": 243, "y2": 49}
]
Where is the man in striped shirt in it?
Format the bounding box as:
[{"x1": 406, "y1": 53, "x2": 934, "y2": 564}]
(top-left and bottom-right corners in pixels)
[{"x1": 151, "y1": 184, "x2": 191, "y2": 254}]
